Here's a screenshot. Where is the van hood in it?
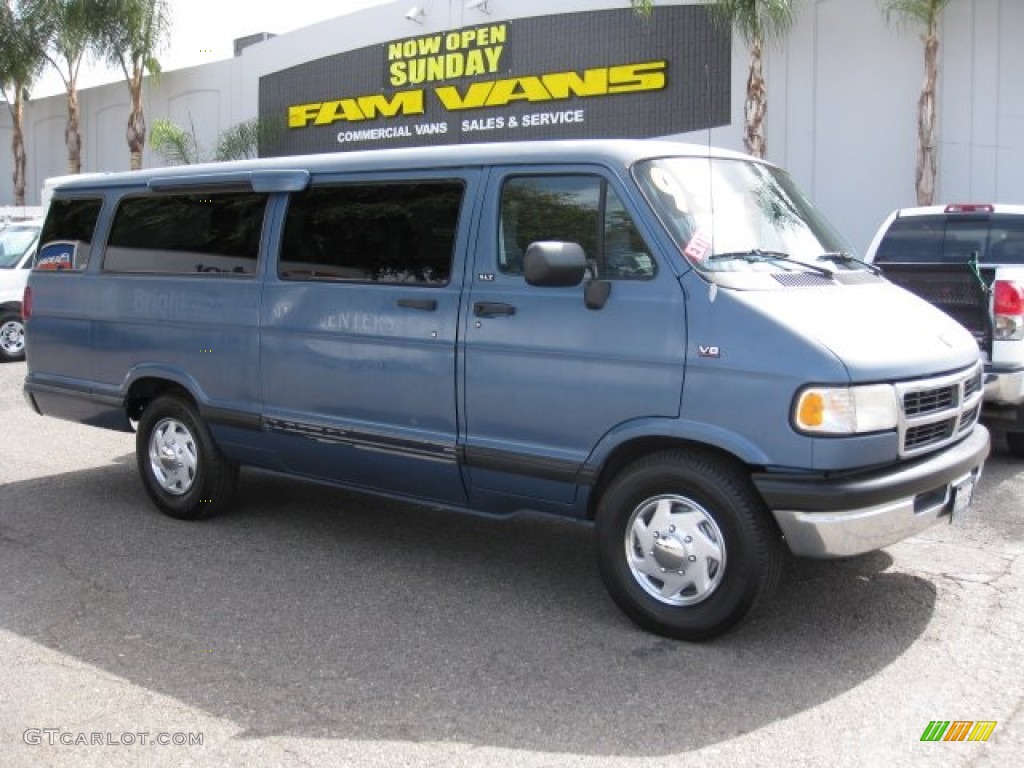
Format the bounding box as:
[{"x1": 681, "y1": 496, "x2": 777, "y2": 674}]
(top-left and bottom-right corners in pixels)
[{"x1": 734, "y1": 281, "x2": 981, "y2": 381}]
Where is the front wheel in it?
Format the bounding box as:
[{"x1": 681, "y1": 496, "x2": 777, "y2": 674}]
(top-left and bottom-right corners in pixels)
[
  {"x1": 0, "y1": 312, "x2": 25, "y2": 361},
  {"x1": 595, "y1": 450, "x2": 783, "y2": 641},
  {"x1": 136, "y1": 395, "x2": 238, "y2": 520}
]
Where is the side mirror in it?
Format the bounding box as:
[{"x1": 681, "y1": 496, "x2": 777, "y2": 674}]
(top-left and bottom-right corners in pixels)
[{"x1": 524, "y1": 241, "x2": 586, "y2": 287}]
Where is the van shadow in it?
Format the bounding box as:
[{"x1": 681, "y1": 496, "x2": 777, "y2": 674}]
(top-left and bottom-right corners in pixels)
[{"x1": 0, "y1": 460, "x2": 937, "y2": 756}]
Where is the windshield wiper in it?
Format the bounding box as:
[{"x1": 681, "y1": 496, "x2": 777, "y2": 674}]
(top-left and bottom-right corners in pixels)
[
  {"x1": 708, "y1": 249, "x2": 834, "y2": 277},
  {"x1": 709, "y1": 249, "x2": 791, "y2": 263},
  {"x1": 817, "y1": 251, "x2": 881, "y2": 274}
]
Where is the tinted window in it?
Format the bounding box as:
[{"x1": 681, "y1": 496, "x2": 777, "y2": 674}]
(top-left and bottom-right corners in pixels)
[
  {"x1": 875, "y1": 213, "x2": 1024, "y2": 265},
  {"x1": 34, "y1": 198, "x2": 103, "y2": 272},
  {"x1": 499, "y1": 175, "x2": 654, "y2": 279},
  {"x1": 874, "y1": 216, "x2": 947, "y2": 263},
  {"x1": 105, "y1": 193, "x2": 266, "y2": 274},
  {"x1": 987, "y1": 215, "x2": 1024, "y2": 264},
  {"x1": 280, "y1": 181, "x2": 463, "y2": 286}
]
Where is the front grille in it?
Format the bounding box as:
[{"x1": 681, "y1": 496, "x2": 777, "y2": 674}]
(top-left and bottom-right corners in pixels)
[
  {"x1": 905, "y1": 420, "x2": 955, "y2": 450},
  {"x1": 959, "y1": 404, "x2": 981, "y2": 433},
  {"x1": 904, "y1": 386, "x2": 955, "y2": 416},
  {"x1": 964, "y1": 371, "x2": 982, "y2": 400},
  {"x1": 896, "y1": 363, "x2": 984, "y2": 458}
]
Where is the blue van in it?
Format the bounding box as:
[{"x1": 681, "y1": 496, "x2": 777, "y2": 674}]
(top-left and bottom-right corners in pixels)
[{"x1": 23, "y1": 140, "x2": 989, "y2": 640}]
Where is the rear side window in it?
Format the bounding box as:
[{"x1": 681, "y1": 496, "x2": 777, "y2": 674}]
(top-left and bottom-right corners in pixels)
[
  {"x1": 499, "y1": 175, "x2": 655, "y2": 279},
  {"x1": 105, "y1": 192, "x2": 267, "y2": 275},
  {"x1": 35, "y1": 198, "x2": 103, "y2": 271},
  {"x1": 279, "y1": 181, "x2": 463, "y2": 286},
  {"x1": 875, "y1": 213, "x2": 1024, "y2": 265}
]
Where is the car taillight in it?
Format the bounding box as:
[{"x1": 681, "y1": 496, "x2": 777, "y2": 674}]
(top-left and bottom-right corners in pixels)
[
  {"x1": 22, "y1": 285, "x2": 32, "y2": 320},
  {"x1": 993, "y1": 280, "x2": 1024, "y2": 341}
]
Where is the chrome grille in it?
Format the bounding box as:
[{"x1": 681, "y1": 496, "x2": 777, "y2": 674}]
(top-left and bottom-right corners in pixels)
[
  {"x1": 905, "y1": 420, "x2": 955, "y2": 450},
  {"x1": 963, "y1": 372, "x2": 982, "y2": 400},
  {"x1": 896, "y1": 362, "x2": 984, "y2": 458},
  {"x1": 903, "y1": 386, "x2": 955, "y2": 416},
  {"x1": 959, "y1": 404, "x2": 981, "y2": 433}
]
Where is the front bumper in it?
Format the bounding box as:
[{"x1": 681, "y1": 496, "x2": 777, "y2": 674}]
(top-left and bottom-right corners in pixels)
[{"x1": 752, "y1": 426, "x2": 990, "y2": 558}]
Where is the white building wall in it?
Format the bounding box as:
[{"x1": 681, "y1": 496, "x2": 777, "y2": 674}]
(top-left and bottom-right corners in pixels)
[{"x1": 1, "y1": 0, "x2": 1021, "y2": 253}]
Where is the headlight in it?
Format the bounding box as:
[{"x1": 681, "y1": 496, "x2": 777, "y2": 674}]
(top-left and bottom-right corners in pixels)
[{"x1": 793, "y1": 384, "x2": 898, "y2": 435}]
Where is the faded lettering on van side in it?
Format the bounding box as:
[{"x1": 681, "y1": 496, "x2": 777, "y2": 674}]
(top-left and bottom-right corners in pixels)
[{"x1": 319, "y1": 312, "x2": 399, "y2": 335}]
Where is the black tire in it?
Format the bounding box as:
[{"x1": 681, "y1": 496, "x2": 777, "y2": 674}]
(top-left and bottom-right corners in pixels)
[
  {"x1": 595, "y1": 449, "x2": 783, "y2": 641},
  {"x1": 0, "y1": 311, "x2": 26, "y2": 362},
  {"x1": 1006, "y1": 432, "x2": 1024, "y2": 459},
  {"x1": 136, "y1": 394, "x2": 238, "y2": 520}
]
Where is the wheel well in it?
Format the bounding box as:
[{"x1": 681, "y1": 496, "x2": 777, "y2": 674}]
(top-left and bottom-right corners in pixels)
[
  {"x1": 0, "y1": 301, "x2": 23, "y2": 315},
  {"x1": 586, "y1": 438, "x2": 753, "y2": 520},
  {"x1": 126, "y1": 378, "x2": 194, "y2": 421}
]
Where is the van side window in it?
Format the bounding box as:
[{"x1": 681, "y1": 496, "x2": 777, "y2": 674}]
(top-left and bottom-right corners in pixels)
[
  {"x1": 35, "y1": 198, "x2": 103, "y2": 272},
  {"x1": 280, "y1": 181, "x2": 463, "y2": 286},
  {"x1": 105, "y1": 193, "x2": 266, "y2": 275},
  {"x1": 499, "y1": 175, "x2": 655, "y2": 279}
]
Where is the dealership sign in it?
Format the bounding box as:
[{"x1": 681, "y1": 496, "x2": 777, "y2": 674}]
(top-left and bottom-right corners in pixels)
[{"x1": 258, "y1": 5, "x2": 730, "y2": 156}]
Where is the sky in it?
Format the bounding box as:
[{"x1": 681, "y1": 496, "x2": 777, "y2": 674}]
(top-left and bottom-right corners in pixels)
[{"x1": 34, "y1": 0, "x2": 388, "y2": 98}]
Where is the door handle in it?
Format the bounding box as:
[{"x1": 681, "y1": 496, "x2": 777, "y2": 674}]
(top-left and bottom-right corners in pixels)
[
  {"x1": 474, "y1": 302, "x2": 516, "y2": 318},
  {"x1": 397, "y1": 298, "x2": 438, "y2": 311}
]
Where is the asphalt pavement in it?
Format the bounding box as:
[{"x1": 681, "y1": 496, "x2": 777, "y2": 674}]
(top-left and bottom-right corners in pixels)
[{"x1": 1, "y1": 359, "x2": 1021, "y2": 767}]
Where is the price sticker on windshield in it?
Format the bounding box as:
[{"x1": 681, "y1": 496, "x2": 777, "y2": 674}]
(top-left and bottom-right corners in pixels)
[{"x1": 684, "y1": 230, "x2": 712, "y2": 262}]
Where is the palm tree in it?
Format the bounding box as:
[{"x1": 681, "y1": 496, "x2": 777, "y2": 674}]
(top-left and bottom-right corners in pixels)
[
  {"x1": 879, "y1": 0, "x2": 953, "y2": 206},
  {"x1": 26, "y1": 0, "x2": 109, "y2": 175},
  {"x1": 149, "y1": 117, "x2": 264, "y2": 166},
  {"x1": 214, "y1": 118, "x2": 261, "y2": 161},
  {"x1": 149, "y1": 117, "x2": 200, "y2": 165},
  {"x1": 97, "y1": 0, "x2": 171, "y2": 170},
  {"x1": 632, "y1": 1, "x2": 800, "y2": 159},
  {"x1": 0, "y1": 0, "x2": 47, "y2": 205}
]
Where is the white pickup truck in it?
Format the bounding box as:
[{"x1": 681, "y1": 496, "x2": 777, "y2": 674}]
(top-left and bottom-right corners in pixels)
[{"x1": 865, "y1": 204, "x2": 1024, "y2": 456}]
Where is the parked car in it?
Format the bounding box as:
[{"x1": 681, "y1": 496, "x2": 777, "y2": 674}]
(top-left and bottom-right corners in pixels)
[
  {"x1": 0, "y1": 219, "x2": 42, "y2": 361},
  {"x1": 23, "y1": 141, "x2": 989, "y2": 640},
  {"x1": 864, "y1": 204, "x2": 1024, "y2": 456}
]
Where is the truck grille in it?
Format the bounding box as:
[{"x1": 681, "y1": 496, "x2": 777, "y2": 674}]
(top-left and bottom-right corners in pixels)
[{"x1": 897, "y1": 362, "x2": 984, "y2": 458}]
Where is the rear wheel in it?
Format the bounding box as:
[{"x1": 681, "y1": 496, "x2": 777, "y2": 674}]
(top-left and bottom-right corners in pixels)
[
  {"x1": 595, "y1": 449, "x2": 783, "y2": 641},
  {"x1": 136, "y1": 395, "x2": 238, "y2": 520},
  {"x1": 0, "y1": 312, "x2": 25, "y2": 361}
]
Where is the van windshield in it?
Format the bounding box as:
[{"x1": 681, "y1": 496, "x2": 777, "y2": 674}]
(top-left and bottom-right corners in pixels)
[
  {"x1": 0, "y1": 225, "x2": 40, "y2": 268},
  {"x1": 634, "y1": 157, "x2": 852, "y2": 273}
]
